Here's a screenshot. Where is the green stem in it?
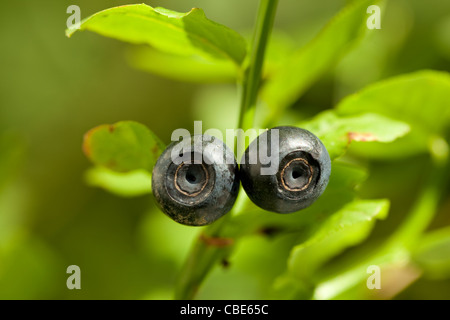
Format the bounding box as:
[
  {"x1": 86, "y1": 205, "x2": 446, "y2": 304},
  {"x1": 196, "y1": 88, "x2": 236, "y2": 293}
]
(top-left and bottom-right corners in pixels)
[
  {"x1": 239, "y1": 0, "x2": 278, "y2": 129},
  {"x1": 174, "y1": 0, "x2": 278, "y2": 300},
  {"x1": 237, "y1": 0, "x2": 278, "y2": 155},
  {"x1": 174, "y1": 213, "x2": 233, "y2": 300}
]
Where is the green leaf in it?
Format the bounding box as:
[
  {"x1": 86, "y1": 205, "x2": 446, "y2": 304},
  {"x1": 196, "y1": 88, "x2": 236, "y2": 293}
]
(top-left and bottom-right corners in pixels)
[
  {"x1": 263, "y1": 32, "x2": 296, "y2": 78},
  {"x1": 312, "y1": 244, "x2": 409, "y2": 300},
  {"x1": 66, "y1": 4, "x2": 247, "y2": 66},
  {"x1": 286, "y1": 199, "x2": 389, "y2": 281},
  {"x1": 336, "y1": 70, "x2": 450, "y2": 158},
  {"x1": 215, "y1": 162, "x2": 372, "y2": 299},
  {"x1": 309, "y1": 152, "x2": 449, "y2": 300},
  {"x1": 262, "y1": 0, "x2": 384, "y2": 119},
  {"x1": 125, "y1": 31, "x2": 297, "y2": 84},
  {"x1": 83, "y1": 121, "x2": 165, "y2": 173},
  {"x1": 300, "y1": 111, "x2": 410, "y2": 160},
  {"x1": 85, "y1": 166, "x2": 152, "y2": 197},
  {"x1": 126, "y1": 46, "x2": 237, "y2": 83},
  {"x1": 232, "y1": 162, "x2": 369, "y2": 238},
  {"x1": 413, "y1": 226, "x2": 450, "y2": 280},
  {"x1": 264, "y1": 160, "x2": 389, "y2": 298},
  {"x1": 337, "y1": 70, "x2": 450, "y2": 132}
]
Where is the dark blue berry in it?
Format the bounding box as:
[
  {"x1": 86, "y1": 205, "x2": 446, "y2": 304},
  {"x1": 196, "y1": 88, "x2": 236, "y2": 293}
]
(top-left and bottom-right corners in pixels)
[
  {"x1": 152, "y1": 135, "x2": 239, "y2": 226},
  {"x1": 240, "y1": 126, "x2": 331, "y2": 213}
]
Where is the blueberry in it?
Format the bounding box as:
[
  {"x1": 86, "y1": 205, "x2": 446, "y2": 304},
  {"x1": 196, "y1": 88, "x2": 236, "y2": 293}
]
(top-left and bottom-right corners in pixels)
[
  {"x1": 239, "y1": 126, "x2": 331, "y2": 213},
  {"x1": 152, "y1": 134, "x2": 239, "y2": 226}
]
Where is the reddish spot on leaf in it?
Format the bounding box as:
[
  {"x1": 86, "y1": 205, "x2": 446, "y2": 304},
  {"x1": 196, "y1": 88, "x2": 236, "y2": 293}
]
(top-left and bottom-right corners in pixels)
[
  {"x1": 82, "y1": 125, "x2": 105, "y2": 158},
  {"x1": 151, "y1": 144, "x2": 160, "y2": 156},
  {"x1": 106, "y1": 160, "x2": 118, "y2": 170},
  {"x1": 347, "y1": 132, "x2": 378, "y2": 143},
  {"x1": 82, "y1": 135, "x2": 92, "y2": 158},
  {"x1": 200, "y1": 233, "x2": 234, "y2": 247},
  {"x1": 83, "y1": 124, "x2": 115, "y2": 158},
  {"x1": 82, "y1": 125, "x2": 105, "y2": 159}
]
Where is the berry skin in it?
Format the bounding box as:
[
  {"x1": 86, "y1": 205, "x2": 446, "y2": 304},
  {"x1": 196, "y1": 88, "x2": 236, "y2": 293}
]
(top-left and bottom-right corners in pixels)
[
  {"x1": 152, "y1": 134, "x2": 239, "y2": 226},
  {"x1": 239, "y1": 126, "x2": 331, "y2": 213}
]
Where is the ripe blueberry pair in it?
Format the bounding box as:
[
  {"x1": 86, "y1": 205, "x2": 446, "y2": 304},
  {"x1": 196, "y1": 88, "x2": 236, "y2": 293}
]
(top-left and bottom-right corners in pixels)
[{"x1": 151, "y1": 127, "x2": 331, "y2": 226}]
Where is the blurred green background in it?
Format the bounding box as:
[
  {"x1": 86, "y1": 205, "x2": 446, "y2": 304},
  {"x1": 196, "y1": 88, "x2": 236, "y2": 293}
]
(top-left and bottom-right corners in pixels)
[{"x1": 0, "y1": 0, "x2": 449, "y2": 299}]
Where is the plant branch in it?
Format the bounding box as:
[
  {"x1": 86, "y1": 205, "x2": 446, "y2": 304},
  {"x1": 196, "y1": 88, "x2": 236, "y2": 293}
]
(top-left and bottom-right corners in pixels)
[
  {"x1": 237, "y1": 0, "x2": 278, "y2": 154},
  {"x1": 174, "y1": 0, "x2": 278, "y2": 300}
]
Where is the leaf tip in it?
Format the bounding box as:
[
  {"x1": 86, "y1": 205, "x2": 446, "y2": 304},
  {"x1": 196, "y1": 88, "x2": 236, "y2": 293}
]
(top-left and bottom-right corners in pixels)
[
  {"x1": 190, "y1": 7, "x2": 204, "y2": 14},
  {"x1": 65, "y1": 23, "x2": 82, "y2": 38},
  {"x1": 65, "y1": 28, "x2": 74, "y2": 38}
]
